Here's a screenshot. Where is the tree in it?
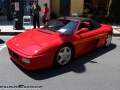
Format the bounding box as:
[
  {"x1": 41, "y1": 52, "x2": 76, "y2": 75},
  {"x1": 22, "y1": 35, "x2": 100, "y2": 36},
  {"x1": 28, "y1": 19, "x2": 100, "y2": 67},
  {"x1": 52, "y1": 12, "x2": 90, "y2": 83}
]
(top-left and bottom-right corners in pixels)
[{"x1": 109, "y1": 0, "x2": 120, "y2": 16}]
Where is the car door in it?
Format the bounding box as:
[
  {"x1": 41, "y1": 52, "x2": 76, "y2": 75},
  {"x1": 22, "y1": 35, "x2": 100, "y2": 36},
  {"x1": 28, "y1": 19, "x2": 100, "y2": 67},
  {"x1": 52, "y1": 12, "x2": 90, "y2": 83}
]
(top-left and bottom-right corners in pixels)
[{"x1": 74, "y1": 21, "x2": 99, "y2": 55}]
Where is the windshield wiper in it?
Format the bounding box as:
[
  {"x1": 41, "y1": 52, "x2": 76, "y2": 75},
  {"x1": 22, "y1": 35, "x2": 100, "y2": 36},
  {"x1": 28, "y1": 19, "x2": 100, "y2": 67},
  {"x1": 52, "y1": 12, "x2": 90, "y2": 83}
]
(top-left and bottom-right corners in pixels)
[
  {"x1": 37, "y1": 30, "x2": 53, "y2": 35},
  {"x1": 41, "y1": 27, "x2": 61, "y2": 33}
]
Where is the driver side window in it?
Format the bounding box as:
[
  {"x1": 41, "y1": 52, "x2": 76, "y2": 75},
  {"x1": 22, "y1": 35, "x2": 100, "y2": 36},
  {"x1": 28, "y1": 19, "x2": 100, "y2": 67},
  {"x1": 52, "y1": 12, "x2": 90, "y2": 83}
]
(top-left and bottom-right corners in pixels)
[
  {"x1": 84, "y1": 21, "x2": 94, "y2": 30},
  {"x1": 78, "y1": 22, "x2": 88, "y2": 30}
]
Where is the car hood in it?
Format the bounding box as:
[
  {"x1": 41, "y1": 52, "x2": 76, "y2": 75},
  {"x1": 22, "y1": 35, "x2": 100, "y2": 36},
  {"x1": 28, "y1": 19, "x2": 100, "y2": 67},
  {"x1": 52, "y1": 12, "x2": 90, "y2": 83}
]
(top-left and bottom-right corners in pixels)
[{"x1": 9, "y1": 29, "x2": 60, "y2": 52}]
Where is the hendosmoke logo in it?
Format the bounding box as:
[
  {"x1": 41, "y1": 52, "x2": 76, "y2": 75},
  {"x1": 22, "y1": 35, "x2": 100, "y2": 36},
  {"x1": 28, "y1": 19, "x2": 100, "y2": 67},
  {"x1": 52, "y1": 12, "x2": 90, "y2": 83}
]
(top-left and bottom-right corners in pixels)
[{"x1": 0, "y1": 85, "x2": 43, "y2": 89}]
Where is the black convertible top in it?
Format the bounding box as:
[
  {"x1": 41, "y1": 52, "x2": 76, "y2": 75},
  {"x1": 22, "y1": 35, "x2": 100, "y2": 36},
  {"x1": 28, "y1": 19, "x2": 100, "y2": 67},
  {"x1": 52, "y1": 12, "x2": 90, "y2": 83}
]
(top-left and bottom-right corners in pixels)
[{"x1": 58, "y1": 17, "x2": 101, "y2": 29}]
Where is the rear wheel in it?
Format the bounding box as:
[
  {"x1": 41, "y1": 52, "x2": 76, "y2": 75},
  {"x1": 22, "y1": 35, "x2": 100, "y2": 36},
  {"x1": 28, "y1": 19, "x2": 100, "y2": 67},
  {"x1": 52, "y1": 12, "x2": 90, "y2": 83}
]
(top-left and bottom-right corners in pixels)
[
  {"x1": 54, "y1": 44, "x2": 73, "y2": 67},
  {"x1": 104, "y1": 33, "x2": 112, "y2": 47}
]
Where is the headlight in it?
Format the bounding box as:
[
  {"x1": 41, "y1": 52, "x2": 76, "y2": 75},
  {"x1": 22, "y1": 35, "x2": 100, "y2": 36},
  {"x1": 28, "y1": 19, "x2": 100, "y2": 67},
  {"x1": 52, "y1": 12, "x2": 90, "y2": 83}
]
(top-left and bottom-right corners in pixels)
[{"x1": 22, "y1": 58, "x2": 30, "y2": 64}]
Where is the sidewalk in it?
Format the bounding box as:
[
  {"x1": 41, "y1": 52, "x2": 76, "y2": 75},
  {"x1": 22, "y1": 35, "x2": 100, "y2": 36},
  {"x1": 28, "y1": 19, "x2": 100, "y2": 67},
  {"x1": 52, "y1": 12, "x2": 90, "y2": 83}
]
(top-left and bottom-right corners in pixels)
[
  {"x1": 0, "y1": 21, "x2": 44, "y2": 35},
  {"x1": 0, "y1": 21, "x2": 120, "y2": 36},
  {"x1": 111, "y1": 23, "x2": 120, "y2": 37}
]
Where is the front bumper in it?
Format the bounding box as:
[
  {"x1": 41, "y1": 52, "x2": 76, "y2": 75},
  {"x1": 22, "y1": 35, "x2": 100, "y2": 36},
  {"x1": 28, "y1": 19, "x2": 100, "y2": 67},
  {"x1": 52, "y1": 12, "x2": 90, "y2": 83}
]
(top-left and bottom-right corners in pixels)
[{"x1": 6, "y1": 41, "x2": 54, "y2": 70}]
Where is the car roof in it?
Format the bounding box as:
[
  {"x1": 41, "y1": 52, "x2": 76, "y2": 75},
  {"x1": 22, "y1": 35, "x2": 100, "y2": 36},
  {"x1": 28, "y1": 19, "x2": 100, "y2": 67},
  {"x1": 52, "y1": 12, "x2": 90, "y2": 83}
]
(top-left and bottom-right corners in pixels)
[
  {"x1": 58, "y1": 17, "x2": 101, "y2": 29},
  {"x1": 59, "y1": 17, "x2": 91, "y2": 21}
]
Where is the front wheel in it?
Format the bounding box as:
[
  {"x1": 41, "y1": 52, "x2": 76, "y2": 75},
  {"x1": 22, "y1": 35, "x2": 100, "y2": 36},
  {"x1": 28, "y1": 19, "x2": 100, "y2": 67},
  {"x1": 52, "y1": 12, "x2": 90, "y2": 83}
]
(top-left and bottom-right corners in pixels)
[
  {"x1": 104, "y1": 33, "x2": 112, "y2": 47},
  {"x1": 54, "y1": 44, "x2": 73, "y2": 67}
]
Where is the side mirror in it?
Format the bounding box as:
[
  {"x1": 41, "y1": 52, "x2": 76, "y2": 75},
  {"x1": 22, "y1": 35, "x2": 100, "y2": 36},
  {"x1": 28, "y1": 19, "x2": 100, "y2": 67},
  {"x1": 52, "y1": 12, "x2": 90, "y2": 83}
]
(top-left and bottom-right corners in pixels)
[{"x1": 77, "y1": 28, "x2": 89, "y2": 34}]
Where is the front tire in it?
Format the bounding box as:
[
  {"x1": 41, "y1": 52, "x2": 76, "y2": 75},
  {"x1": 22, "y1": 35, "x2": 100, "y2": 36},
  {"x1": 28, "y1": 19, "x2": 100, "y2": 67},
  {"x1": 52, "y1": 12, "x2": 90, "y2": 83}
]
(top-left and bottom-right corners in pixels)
[
  {"x1": 54, "y1": 44, "x2": 73, "y2": 67},
  {"x1": 104, "y1": 33, "x2": 112, "y2": 47}
]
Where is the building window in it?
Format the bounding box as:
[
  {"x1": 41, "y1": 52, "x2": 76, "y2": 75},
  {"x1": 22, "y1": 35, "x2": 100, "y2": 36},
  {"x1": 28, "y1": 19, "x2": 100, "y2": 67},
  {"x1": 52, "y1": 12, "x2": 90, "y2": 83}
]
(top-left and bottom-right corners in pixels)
[
  {"x1": 0, "y1": 0, "x2": 6, "y2": 16},
  {"x1": 83, "y1": 0, "x2": 109, "y2": 15},
  {"x1": 23, "y1": 0, "x2": 38, "y2": 16}
]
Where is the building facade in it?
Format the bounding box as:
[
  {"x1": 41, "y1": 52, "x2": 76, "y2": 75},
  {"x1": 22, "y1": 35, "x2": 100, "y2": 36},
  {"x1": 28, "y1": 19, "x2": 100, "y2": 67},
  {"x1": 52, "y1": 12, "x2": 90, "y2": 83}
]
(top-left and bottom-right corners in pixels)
[
  {"x1": 0, "y1": 0, "x2": 50, "y2": 21},
  {"x1": 51, "y1": 0, "x2": 111, "y2": 17},
  {"x1": 0, "y1": 0, "x2": 112, "y2": 21}
]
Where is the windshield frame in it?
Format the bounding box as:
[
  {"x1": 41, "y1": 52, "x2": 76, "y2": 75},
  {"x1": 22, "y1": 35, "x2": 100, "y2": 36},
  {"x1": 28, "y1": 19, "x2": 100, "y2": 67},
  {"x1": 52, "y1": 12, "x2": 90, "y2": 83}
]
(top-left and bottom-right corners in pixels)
[{"x1": 42, "y1": 19, "x2": 79, "y2": 34}]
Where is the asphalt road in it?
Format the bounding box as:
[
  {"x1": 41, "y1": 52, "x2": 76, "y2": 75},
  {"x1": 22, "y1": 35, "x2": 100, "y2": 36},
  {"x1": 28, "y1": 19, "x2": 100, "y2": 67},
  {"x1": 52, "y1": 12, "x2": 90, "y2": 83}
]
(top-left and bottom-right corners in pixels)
[{"x1": 0, "y1": 36, "x2": 120, "y2": 90}]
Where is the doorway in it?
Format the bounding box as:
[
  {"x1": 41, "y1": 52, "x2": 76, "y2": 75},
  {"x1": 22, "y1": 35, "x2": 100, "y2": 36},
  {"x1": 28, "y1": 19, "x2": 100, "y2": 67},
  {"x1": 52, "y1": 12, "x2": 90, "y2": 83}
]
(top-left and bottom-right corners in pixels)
[{"x1": 59, "y1": 0, "x2": 70, "y2": 17}]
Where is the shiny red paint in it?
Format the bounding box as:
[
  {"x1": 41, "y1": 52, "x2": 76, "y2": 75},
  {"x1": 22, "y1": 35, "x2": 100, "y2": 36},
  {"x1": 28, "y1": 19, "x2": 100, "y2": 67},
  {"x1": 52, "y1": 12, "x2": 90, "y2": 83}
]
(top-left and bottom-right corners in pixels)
[{"x1": 6, "y1": 18, "x2": 113, "y2": 70}]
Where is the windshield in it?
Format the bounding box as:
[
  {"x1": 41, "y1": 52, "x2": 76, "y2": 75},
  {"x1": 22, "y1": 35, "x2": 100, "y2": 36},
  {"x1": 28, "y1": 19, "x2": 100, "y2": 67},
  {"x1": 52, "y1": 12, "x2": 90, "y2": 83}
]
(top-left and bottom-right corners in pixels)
[{"x1": 42, "y1": 19, "x2": 78, "y2": 34}]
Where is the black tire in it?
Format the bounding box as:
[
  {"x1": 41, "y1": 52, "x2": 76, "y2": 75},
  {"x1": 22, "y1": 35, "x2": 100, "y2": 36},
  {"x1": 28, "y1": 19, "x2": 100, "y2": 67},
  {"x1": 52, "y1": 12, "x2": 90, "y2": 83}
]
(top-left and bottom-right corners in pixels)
[
  {"x1": 104, "y1": 33, "x2": 112, "y2": 47},
  {"x1": 54, "y1": 44, "x2": 73, "y2": 67}
]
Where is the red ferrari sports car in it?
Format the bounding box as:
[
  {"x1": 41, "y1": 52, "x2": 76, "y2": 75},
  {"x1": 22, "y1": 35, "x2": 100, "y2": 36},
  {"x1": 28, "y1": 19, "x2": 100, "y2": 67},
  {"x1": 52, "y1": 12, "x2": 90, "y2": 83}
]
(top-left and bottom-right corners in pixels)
[{"x1": 6, "y1": 17, "x2": 113, "y2": 70}]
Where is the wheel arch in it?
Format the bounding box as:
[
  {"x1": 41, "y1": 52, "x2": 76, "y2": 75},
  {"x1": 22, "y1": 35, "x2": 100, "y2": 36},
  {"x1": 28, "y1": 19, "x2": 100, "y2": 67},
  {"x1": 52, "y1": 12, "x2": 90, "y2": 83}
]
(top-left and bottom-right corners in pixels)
[
  {"x1": 61, "y1": 42, "x2": 75, "y2": 54},
  {"x1": 55, "y1": 42, "x2": 75, "y2": 58},
  {"x1": 108, "y1": 31, "x2": 113, "y2": 35},
  {"x1": 53, "y1": 42, "x2": 75, "y2": 66}
]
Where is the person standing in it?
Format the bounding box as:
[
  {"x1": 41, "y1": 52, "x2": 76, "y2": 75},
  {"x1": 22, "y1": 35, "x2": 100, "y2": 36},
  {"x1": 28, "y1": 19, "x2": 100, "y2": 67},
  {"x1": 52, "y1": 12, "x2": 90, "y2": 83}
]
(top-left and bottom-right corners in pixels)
[
  {"x1": 31, "y1": 1, "x2": 41, "y2": 28},
  {"x1": 42, "y1": 2, "x2": 49, "y2": 26},
  {"x1": 10, "y1": 1, "x2": 15, "y2": 20}
]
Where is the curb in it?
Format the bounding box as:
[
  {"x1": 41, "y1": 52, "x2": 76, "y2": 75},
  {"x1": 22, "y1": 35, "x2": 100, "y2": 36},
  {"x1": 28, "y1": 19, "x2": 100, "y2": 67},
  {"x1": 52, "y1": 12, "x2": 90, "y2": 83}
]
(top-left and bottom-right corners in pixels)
[
  {"x1": 113, "y1": 34, "x2": 120, "y2": 37},
  {"x1": 0, "y1": 32, "x2": 21, "y2": 36}
]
